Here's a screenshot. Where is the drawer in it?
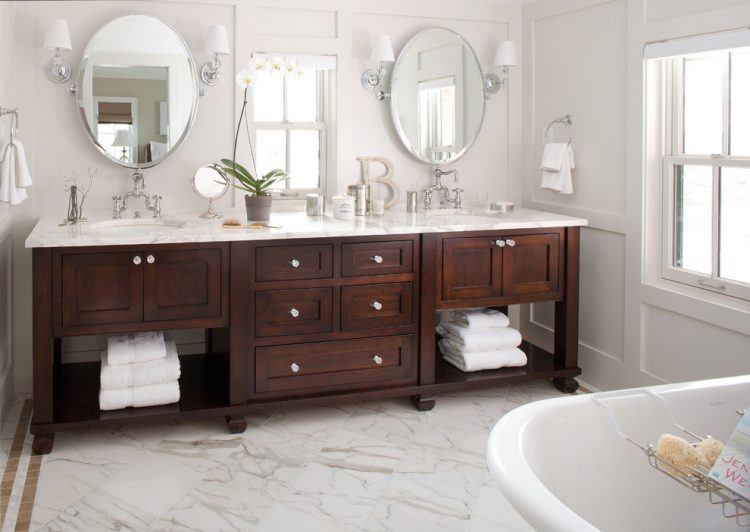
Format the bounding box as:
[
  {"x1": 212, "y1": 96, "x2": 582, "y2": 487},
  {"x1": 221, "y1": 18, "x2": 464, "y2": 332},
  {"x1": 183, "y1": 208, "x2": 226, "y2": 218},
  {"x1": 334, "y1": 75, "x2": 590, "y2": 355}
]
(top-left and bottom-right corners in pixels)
[
  {"x1": 255, "y1": 244, "x2": 333, "y2": 281},
  {"x1": 255, "y1": 287, "x2": 333, "y2": 337},
  {"x1": 341, "y1": 240, "x2": 413, "y2": 277},
  {"x1": 340, "y1": 282, "x2": 413, "y2": 331},
  {"x1": 255, "y1": 335, "x2": 415, "y2": 394}
]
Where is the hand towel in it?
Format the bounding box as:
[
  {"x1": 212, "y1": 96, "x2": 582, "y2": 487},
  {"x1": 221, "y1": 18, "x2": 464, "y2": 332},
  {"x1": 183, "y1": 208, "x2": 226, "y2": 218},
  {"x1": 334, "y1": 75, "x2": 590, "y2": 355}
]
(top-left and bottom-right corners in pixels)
[
  {"x1": 0, "y1": 142, "x2": 27, "y2": 205},
  {"x1": 100, "y1": 341, "x2": 181, "y2": 390},
  {"x1": 107, "y1": 331, "x2": 167, "y2": 365},
  {"x1": 449, "y1": 308, "x2": 509, "y2": 329},
  {"x1": 440, "y1": 339, "x2": 527, "y2": 371},
  {"x1": 540, "y1": 142, "x2": 567, "y2": 172},
  {"x1": 99, "y1": 381, "x2": 180, "y2": 411},
  {"x1": 540, "y1": 143, "x2": 575, "y2": 195},
  {"x1": 440, "y1": 321, "x2": 522, "y2": 351},
  {"x1": 12, "y1": 139, "x2": 32, "y2": 188}
]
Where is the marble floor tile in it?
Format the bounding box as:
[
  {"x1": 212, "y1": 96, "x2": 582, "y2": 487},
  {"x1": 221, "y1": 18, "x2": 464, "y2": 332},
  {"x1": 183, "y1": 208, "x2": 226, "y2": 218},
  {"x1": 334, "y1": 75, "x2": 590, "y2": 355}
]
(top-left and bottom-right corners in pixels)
[
  {"x1": 39, "y1": 489, "x2": 155, "y2": 531},
  {"x1": 344, "y1": 399, "x2": 424, "y2": 447},
  {"x1": 256, "y1": 502, "x2": 350, "y2": 532}
]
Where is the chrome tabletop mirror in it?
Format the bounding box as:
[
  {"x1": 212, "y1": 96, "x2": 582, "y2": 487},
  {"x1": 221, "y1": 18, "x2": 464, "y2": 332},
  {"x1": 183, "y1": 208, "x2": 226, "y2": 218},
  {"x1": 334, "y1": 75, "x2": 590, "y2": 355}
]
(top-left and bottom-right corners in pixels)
[
  {"x1": 390, "y1": 28, "x2": 486, "y2": 165},
  {"x1": 75, "y1": 14, "x2": 199, "y2": 169},
  {"x1": 192, "y1": 165, "x2": 228, "y2": 218}
]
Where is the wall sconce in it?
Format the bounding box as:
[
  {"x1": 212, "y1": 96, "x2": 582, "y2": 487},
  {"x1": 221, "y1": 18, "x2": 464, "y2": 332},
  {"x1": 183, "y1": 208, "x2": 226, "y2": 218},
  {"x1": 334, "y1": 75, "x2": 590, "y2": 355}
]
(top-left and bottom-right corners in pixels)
[
  {"x1": 44, "y1": 19, "x2": 72, "y2": 83},
  {"x1": 484, "y1": 41, "x2": 517, "y2": 97},
  {"x1": 361, "y1": 34, "x2": 395, "y2": 100},
  {"x1": 201, "y1": 25, "x2": 230, "y2": 86}
]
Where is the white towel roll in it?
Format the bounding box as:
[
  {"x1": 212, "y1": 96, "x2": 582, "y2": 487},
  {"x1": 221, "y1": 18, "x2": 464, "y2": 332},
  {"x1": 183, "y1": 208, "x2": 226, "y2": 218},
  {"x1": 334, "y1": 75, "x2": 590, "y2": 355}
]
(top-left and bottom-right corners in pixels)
[
  {"x1": 107, "y1": 331, "x2": 167, "y2": 365},
  {"x1": 99, "y1": 381, "x2": 180, "y2": 411},
  {"x1": 440, "y1": 321, "x2": 522, "y2": 351},
  {"x1": 100, "y1": 341, "x2": 181, "y2": 390}
]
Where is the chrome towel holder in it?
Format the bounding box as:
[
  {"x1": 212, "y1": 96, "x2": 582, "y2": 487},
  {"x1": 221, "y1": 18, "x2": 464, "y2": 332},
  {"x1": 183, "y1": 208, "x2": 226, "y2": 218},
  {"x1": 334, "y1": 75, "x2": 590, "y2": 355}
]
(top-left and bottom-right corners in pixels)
[{"x1": 543, "y1": 114, "x2": 573, "y2": 145}]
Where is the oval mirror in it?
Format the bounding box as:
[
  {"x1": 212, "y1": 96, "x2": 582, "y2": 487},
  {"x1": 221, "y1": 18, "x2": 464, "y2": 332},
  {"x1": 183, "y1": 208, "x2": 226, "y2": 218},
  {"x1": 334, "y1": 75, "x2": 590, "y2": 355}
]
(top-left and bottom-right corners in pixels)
[
  {"x1": 390, "y1": 28, "x2": 486, "y2": 165},
  {"x1": 192, "y1": 165, "x2": 228, "y2": 218},
  {"x1": 75, "y1": 15, "x2": 199, "y2": 169}
]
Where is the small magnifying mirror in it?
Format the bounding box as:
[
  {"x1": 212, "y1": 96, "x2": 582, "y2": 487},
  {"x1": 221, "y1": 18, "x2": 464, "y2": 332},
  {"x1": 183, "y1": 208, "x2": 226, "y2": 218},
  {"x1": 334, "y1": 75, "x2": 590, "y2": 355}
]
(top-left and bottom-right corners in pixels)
[{"x1": 192, "y1": 165, "x2": 228, "y2": 218}]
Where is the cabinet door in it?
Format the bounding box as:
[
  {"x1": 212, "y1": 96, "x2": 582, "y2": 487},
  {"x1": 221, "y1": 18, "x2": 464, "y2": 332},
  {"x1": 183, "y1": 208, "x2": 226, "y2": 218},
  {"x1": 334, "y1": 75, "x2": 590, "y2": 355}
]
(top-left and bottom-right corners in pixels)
[
  {"x1": 61, "y1": 252, "x2": 143, "y2": 327},
  {"x1": 442, "y1": 236, "x2": 502, "y2": 301},
  {"x1": 502, "y1": 233, "x2": 561, "y2": 296},
  {"x1": 143, "y1": 248, "x2": 224, "y2": 322}
]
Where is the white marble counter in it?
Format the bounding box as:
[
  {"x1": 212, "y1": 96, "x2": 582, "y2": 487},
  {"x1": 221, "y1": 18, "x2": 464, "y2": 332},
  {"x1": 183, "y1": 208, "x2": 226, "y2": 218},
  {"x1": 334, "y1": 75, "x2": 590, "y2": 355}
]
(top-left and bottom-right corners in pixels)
[{"x1": 25, "y1": 207, "x2": 587, "y2": 248}]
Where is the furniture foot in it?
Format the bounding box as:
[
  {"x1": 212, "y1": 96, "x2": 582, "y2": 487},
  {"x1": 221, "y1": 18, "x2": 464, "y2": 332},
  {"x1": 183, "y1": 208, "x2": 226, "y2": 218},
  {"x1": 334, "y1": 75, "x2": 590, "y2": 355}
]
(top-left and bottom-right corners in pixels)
[
  {"x1": 411, "y1": 395, "x2": 436, "y2": 411},
  {"x1": 553, "y1": 377, "x2": 579, "y2": 394},
  {"x1": 32, "y1": 433, "x2": 54, "y2": 455},
  {"x1": 225, "y1": 415, "x2": 247, "y2": 434}
]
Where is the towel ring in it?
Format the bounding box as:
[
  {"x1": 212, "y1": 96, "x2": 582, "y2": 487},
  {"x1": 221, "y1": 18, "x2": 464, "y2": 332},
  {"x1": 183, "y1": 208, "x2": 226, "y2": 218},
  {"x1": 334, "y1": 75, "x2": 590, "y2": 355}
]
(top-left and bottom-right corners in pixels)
[{"x1": 543, "y1": 114, "x2": 573, "y2": 145}]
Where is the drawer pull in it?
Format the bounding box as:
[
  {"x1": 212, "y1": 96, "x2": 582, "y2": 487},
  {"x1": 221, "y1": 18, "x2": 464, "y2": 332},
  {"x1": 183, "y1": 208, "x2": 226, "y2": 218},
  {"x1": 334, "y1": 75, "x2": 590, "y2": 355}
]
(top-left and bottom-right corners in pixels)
[
  {"x1": 494, "y1": 239, "x2": 505, "y2": 247},
  {"x1": 373, "y1": 355, "x2": 383, "y2": 365},
  {"x1": 289, "y1": 308, "x2": 300, "y2": 318},
  {"x1": 132, "y1": 255, "x2": 142, "y2": 265},
  {"x1": 146, "y1": 254, "x2": 156, "y2": 264},
  {"x1": 289, "y1": 258, "x2": 301, "y2": 268},
  {"x1": 371, "y1": 254, "x2": 384, "y2": 264},
  {"x1": 371, "y1": 301, "x2": 383, "y2": 311},
  {"x1": 290, "y1": 362, "x2": 300, "y2": 373},
  {"x1": 505, "y1": 239, "x2": 516, "y2": 247}
]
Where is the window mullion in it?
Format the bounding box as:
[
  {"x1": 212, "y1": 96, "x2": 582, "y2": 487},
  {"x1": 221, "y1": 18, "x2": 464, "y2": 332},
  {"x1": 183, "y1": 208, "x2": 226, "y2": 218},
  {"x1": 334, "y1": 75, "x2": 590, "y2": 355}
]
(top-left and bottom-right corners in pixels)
[
  {"x1": 722, "y1": 51, "x2": 731, "y2": 156},
  {"x1": 712, "y1": 166, "x2": 721, "y2": 279}
]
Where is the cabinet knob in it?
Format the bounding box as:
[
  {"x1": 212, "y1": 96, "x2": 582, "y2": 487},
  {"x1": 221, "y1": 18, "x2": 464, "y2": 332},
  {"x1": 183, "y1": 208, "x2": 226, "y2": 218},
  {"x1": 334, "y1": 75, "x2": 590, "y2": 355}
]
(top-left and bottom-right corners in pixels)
[
  {"x1": 289, "y1": 258, "x2": 300, "y2": 268},
  {"x1": 289, "y1": 308, "x2": 300, "y2": 318},
  {"x1": 373, "y1": 355, "x2": 383, "y2": 365},
  {"x1": 506, "y1": 239, "x2": 516, "y2": 247},
  {"x1": 371, "y1": 255, "x2": 384, "y2": 264},
  {"x1": 132, "y1": 255, "x2": 142, "y2": 265},
  {"x1": 146, "y1": 254, "x2": 156, "y2": 264},
  {"x1": 290, "y1": 362, "x2": 300, "y2": 373},
  {"x1": 494, "y1": 239, "x2": 505, "y2": 247},
  {"x1": 371, "y1": 301, "x2": 383, "y2": 311}
]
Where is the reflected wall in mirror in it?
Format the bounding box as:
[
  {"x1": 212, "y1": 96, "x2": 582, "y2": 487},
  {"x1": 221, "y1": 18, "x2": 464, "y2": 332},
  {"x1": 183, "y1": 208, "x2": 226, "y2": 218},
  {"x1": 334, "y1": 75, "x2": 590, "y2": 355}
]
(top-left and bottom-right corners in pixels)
[
  {"x1": 76, "y1": 15, "x2": 199, "y2": 169},
  {"x1": 390, "y1": 28, "x2": 485, "y2": 165},
  {"x1": 192, "y1": 165, "x2": 228, "y2": 218}
]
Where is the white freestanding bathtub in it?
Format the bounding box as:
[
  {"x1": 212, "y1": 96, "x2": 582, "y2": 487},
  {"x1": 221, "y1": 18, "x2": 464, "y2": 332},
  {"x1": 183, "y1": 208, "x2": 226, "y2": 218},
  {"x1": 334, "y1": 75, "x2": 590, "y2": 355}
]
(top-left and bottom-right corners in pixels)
[{"x1": 487, "y1": 376, "x2": 750, "y2": 532}]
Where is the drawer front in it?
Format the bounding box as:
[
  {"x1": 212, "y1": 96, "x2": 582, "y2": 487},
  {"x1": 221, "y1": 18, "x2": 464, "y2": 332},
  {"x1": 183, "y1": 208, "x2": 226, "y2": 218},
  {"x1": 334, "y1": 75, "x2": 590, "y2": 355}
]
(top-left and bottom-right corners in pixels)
[
  {"x1": 341, "y1": 240, "x2": 413, "y2": 277},
  {"x1": 255, "y1": 335, "x2": 415, "y2": 394},
  {"x1": 255, "y1": 287, "x2": 333, "y2": 337},
  {"x1": 256, "y1": 244, "x2": 333, "y2": 281},
  {"x1": 340, "y1": 282, "x2": 413, "y2": 331}
]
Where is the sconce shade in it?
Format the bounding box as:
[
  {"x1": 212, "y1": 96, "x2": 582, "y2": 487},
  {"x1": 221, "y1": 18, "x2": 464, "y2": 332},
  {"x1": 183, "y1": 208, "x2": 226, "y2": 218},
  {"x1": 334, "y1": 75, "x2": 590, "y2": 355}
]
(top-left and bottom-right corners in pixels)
[
  {"x1": 43, "y1": 19, "x2": 72, "y2": 50},
  {"x1": 370, "y1": 35, "x2": 395, "y2": 62},
  {"x1": 112, "y1": 129, "x2": 135, "y2": 148},
  {"x1": 493, "y1": 41, "x2": 517, "y2": 67},
  {"x1": 204, "y1": 25, "x2": 230, "y2": 55}
]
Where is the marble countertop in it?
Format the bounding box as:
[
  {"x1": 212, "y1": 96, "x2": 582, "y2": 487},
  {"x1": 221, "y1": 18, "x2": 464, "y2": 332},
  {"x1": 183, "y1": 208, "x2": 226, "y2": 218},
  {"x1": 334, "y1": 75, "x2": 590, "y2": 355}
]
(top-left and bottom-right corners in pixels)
[{"x1": 25, "y1": 207, "x2": 588, "y2": 248}]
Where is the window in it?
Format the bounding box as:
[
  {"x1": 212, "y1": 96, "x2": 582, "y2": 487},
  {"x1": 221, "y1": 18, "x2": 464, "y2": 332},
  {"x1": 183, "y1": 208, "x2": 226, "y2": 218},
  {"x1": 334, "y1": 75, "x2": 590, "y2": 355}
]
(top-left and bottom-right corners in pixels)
[
  {"x1": 660, "y1": 47, "x2": 750, "y2": 300},
  {"x1": 252, "y1": 57, "x2": 334, "y2": 198}
]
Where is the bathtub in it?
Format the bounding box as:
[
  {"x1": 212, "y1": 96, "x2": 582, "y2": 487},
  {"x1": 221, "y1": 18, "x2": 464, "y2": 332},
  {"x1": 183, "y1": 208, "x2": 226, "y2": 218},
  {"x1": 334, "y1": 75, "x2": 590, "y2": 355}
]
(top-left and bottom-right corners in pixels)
[{"x1": 487, "y1": 375, "x2": 750, "y2": 532}]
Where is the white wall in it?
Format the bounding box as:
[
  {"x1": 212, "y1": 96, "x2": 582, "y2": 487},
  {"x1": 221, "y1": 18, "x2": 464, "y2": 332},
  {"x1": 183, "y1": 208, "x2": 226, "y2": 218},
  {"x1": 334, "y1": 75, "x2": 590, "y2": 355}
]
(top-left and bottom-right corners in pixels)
[
  {"x1": 520, "y1": 0, "x2": 750, "y2": 390},
  {"x1": 8, "y1": 0, "x2": 522, "y2": 394}
]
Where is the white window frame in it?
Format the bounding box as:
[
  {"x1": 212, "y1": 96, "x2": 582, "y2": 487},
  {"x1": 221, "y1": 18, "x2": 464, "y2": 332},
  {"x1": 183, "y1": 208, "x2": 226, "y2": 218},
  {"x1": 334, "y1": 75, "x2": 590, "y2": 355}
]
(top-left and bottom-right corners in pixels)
[{"x1": 661, "y1": 51, "x2": 750, "y2": 301}]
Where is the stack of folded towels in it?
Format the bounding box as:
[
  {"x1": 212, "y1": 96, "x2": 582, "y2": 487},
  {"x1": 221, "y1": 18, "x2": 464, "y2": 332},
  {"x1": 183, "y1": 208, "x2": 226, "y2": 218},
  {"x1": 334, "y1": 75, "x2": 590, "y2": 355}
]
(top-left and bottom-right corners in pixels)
[
  {"x1": 99, "y1": 331, "x2": 181, "y2": 411},
  {"x1": 436, "y1": 309, "x2": 526, "y2": 372}
]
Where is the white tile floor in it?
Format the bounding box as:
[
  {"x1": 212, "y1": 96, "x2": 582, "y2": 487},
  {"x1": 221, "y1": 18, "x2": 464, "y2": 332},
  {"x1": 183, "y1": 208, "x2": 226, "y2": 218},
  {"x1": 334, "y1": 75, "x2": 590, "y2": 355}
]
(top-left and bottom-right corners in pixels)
[{"x1": 2, "y1": 380, "x2": 567, "y2": 531}]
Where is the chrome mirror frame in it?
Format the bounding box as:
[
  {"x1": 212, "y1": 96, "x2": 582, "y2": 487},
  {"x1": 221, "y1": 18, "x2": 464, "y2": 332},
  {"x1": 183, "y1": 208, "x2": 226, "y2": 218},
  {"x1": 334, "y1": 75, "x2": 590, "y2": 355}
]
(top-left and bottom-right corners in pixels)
[{"x1": 191, "y1": 165, "x2": 228, "y2": 218}]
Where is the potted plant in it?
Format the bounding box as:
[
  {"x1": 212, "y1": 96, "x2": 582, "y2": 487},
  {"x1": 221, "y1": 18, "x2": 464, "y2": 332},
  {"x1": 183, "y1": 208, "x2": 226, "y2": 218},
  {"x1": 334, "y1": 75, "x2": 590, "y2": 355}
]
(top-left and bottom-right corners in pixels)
[{"x1": 212, "y1": 67, "x2": 288, "y2": 222}]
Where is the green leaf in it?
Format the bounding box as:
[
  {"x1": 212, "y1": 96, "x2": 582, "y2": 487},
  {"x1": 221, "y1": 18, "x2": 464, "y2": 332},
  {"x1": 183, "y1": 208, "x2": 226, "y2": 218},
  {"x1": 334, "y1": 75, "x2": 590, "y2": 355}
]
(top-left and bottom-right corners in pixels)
[{"x1": 220, "y1": 159, "x2": 255, "y2": 181}]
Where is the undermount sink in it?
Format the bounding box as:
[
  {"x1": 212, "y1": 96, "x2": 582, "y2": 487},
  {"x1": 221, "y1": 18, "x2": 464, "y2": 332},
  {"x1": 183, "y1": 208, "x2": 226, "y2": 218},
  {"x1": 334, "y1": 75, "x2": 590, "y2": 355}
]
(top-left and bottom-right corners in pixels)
[
  {"x1": 89, "y1": 218, "x2": 187, "y2": 232},
  {"x1": 423, "y1": 209, "x2": 503, "y2": 225}
]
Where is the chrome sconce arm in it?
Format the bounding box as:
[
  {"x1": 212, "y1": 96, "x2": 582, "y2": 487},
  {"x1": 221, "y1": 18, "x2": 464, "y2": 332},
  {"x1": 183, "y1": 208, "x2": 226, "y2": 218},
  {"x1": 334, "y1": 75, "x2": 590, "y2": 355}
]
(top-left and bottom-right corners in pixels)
[
  {"x1": 201, "y1": 52, "x2": 224, "y2": 86},
  {"x1": 362, "y1": 34, "x2": 395, "y2": 101},
  {"x1": 483, "y1": 41, "x2": 517, "y2": 99}
]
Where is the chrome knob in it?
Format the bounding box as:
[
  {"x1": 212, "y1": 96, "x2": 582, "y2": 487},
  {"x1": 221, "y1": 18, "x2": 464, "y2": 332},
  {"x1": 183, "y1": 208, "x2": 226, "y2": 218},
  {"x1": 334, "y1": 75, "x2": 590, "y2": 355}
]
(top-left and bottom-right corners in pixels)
[
  {"x1": 372, "y1": 255, "x2": 384, "y2": 264},
  {"x1": 289, "y1": 258, "x2": 300, "y2": 268},
  {"x1": 506, "y1": 239, "x2": 516, "y2": 247},
  {"x1": 373, "y1": 355, "x2": 383, "y2": 365},
  {"x1": 290, "y1": 363, "x2": 300, "y2": 373},
  {"x1": 132, "y1": 256, "x2": 142, "y2": 265},
  {"x1": 494, "y1": 239, "x2": 505, "y2": 247},
  {"x1": 371, "y1": 301, "x2": 383, "y2": 311},
  {"x1": 289, "y1": 308, "x2": 300, "y2": 318},
  {"x1": 146, "y1": 254, "x2": 156, "y2": 264}
]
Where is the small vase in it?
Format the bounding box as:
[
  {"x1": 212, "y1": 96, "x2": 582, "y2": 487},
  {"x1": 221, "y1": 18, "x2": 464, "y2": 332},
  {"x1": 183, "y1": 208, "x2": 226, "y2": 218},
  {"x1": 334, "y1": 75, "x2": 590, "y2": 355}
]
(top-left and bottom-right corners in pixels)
[{"x1": 245, "y1": 194, "x2": 272, "y2": 222}]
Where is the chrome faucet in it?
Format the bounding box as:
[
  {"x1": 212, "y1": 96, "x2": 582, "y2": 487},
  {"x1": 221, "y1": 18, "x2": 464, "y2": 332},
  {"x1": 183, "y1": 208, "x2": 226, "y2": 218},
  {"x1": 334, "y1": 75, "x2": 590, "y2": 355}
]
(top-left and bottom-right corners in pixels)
[
  {"x1": 423, "y1": 167, "x2": 463, "y2": 210},
  {"x1": 113, "y1": 170, "x2": 162, "y2": 219}
]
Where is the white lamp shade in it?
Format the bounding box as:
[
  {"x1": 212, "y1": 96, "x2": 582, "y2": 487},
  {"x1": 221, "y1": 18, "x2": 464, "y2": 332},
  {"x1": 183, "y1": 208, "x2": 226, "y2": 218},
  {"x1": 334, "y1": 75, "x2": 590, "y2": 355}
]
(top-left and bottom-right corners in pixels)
[
  {"x1": 112, "y1": 129, "x2": 135, "y2": 147},
  {"x1": 370, "y1": 35, "x2": 395, "y2": 62},
  {"x1": 493, "y1": 41, "x2": 517, "y2": 67},
  {"x1": 205, "y1": 25, "x2": 230, "y2": 55},
  {"x1": 44, "y1": 19, "x2": 72, "y2": 51}
]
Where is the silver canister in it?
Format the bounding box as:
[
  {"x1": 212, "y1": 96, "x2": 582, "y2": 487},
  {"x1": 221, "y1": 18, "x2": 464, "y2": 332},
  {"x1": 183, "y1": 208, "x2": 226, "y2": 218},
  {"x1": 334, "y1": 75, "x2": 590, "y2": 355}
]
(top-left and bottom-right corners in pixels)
[
  {"x1": 406, "y1": 190, "x2": 418, "y2": 213},
  {"x1": 306, "y1": 193, "x2": 324, "y2": 216},
  {"x1": 347, "y1": 184, "x2": 369, "y2": 216}
]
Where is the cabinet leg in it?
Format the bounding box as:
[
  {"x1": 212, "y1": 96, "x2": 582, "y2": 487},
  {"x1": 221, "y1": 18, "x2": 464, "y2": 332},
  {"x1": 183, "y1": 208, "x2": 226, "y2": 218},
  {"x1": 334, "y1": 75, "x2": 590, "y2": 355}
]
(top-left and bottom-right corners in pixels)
[
  {"x1": 225, "y1": 415, "x2": 247, "y2": 434},
  {"x1": 552, "y1": 377, "x2": 579, "y2": 394},
  {"x1": 411, "y1": 395, "x2": 436, "y2": 411},
  {"x1": 32, "y1": 433, "x2": 54, "y2": 455}
]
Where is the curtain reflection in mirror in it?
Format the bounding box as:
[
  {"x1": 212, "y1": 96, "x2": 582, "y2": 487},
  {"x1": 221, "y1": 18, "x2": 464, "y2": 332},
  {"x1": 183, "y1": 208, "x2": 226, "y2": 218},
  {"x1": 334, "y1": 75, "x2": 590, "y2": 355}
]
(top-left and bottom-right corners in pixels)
[{"x1": 418, "y1": 76, "x2": 456, "y2": 162}]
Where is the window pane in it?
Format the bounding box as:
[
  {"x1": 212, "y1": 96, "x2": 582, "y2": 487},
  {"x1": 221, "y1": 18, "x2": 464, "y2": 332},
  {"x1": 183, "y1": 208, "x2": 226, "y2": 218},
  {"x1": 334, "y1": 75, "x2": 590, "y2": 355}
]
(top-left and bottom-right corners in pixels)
[
  {"x1": 730, "y1": 52, "x2": 750, "y2": 156},
  {"x1": 674, "y1": 165, "x2": 713, "y2": 274},
  {"x1": 684, "y1": 55, "x2": 724, "y2": 155},
  {"x1": 253, "y1": 70, "x2": 283, "y2": 122},
  {"x1": 720, "y1": 167, "x2": 750, "y2": 284},
  {"x1": 288, "y1": 130, "x2": 320, "y2": 189},
  {"x1": 256, "y1": 130, "x2": 287, "y2": 186},
  {"x1": 287, "y1": 69, "x2": 317, "y2": 122}
]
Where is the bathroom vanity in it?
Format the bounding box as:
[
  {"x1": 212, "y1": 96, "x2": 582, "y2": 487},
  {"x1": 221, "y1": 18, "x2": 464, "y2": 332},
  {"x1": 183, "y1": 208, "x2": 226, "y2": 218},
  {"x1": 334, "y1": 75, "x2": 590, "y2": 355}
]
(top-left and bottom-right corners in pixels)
[{"x1": 26, "y1": 209, "x2": 585, "y2": 453}]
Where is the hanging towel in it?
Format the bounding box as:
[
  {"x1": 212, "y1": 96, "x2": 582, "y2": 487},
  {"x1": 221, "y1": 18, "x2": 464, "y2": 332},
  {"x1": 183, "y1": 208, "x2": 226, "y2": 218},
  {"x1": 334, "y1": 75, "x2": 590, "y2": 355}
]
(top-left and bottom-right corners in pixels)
[
  {"x1": 540, "y1": 143, "x2": 575, "y2": 194},
  {"x1": 100, "y1": 341, "x2": 181, "y2": 390},
  {"x1": 99, "y1": 381, "x2": 180, "y2": 411},
  {"x1": 439, "y1": 321, "x2": 522, "y2": 351},
  {"x1": 449, "y1": 308, "x2": 509, "y2": 329},
  {"x1": 107, "y1": 331, "x2": 167, "y2": 365},
  {"x1": 0, "y1": 140, "x2": 31, "y2": 205}
]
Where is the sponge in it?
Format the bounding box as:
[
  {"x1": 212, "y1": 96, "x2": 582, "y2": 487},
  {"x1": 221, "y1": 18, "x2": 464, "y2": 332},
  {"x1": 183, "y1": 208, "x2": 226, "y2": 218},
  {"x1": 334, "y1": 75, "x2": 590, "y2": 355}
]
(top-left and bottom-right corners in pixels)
[
  {"x1": 656, "y1": 434, "x2": 710, "y2": 477},
  {"x1": 696, "y1": 437, "x2": 724, "y2": 467}
]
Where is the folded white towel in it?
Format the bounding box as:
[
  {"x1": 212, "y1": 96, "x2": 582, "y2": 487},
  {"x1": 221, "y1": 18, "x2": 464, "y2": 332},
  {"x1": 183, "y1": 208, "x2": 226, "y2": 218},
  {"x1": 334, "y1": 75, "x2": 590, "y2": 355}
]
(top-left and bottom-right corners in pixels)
[
  {"x1": 100, "y1": 341, "x2": 181, "y2": 390},
  {"x1": 439, "y1": 321, "x2": 522, "y2": 351},
  {"x1": 540, "y1": 143, "x2": 575, "y2": 195},
  {"x1": 450, "y1": 308, "x2": 509, "y2": 329},
  {"x1": 107, "y1": 331, "x2": 167, "y2": 365},
  {"x1": 0, "y1": 141, "x2": 29, "y2": 205},
  {"x1": 541, "y1": 142, "x2": 567, "y2": 172},
  {"x1": 442, "y1": 347, "x2": 527, "y2": 372},
  {"x1": 99, "y1": 381, "x2": 180, "y2": 411}
]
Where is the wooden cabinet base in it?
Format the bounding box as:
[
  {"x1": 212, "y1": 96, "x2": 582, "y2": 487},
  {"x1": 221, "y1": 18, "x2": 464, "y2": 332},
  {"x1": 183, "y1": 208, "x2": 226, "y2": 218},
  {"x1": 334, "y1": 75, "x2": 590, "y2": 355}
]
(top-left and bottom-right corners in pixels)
[
  {"x1": 32, "y1": 433, "x2": 54, "y2": 455},
  {"x1": 552, "y1": 377, "x2": 580, "y2": 394},
  {"x1": 225, "y1": 415, "x2": 248, "y2": 434},
  {"x1": 410, "y1": 395, "x2": 436, "y2": 411}
]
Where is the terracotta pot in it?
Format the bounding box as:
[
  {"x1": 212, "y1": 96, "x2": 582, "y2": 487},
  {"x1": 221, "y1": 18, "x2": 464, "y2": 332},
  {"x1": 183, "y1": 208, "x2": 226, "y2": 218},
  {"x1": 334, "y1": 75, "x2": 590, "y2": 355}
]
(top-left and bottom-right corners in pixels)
[{"x1": 245, "y1": 194, "x2": 272, "y2": 222}]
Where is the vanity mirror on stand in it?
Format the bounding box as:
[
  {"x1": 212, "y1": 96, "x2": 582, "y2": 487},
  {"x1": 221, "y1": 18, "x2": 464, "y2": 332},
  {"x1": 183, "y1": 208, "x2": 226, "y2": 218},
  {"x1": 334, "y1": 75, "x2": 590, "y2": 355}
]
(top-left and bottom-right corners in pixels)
[{"x1": 192, "y1": 165, "x2": 228, "y2": 218}]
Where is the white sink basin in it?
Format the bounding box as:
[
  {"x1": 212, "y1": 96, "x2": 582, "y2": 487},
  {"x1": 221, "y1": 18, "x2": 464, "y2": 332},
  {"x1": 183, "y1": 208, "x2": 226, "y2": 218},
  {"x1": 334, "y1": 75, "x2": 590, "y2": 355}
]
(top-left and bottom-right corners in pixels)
[
  {"x1": 89, "y1": 218, "x2": 186, "y2": 233},
  {"x1": 423, "y1": 209, "x2": 503, "y2": 225}
]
